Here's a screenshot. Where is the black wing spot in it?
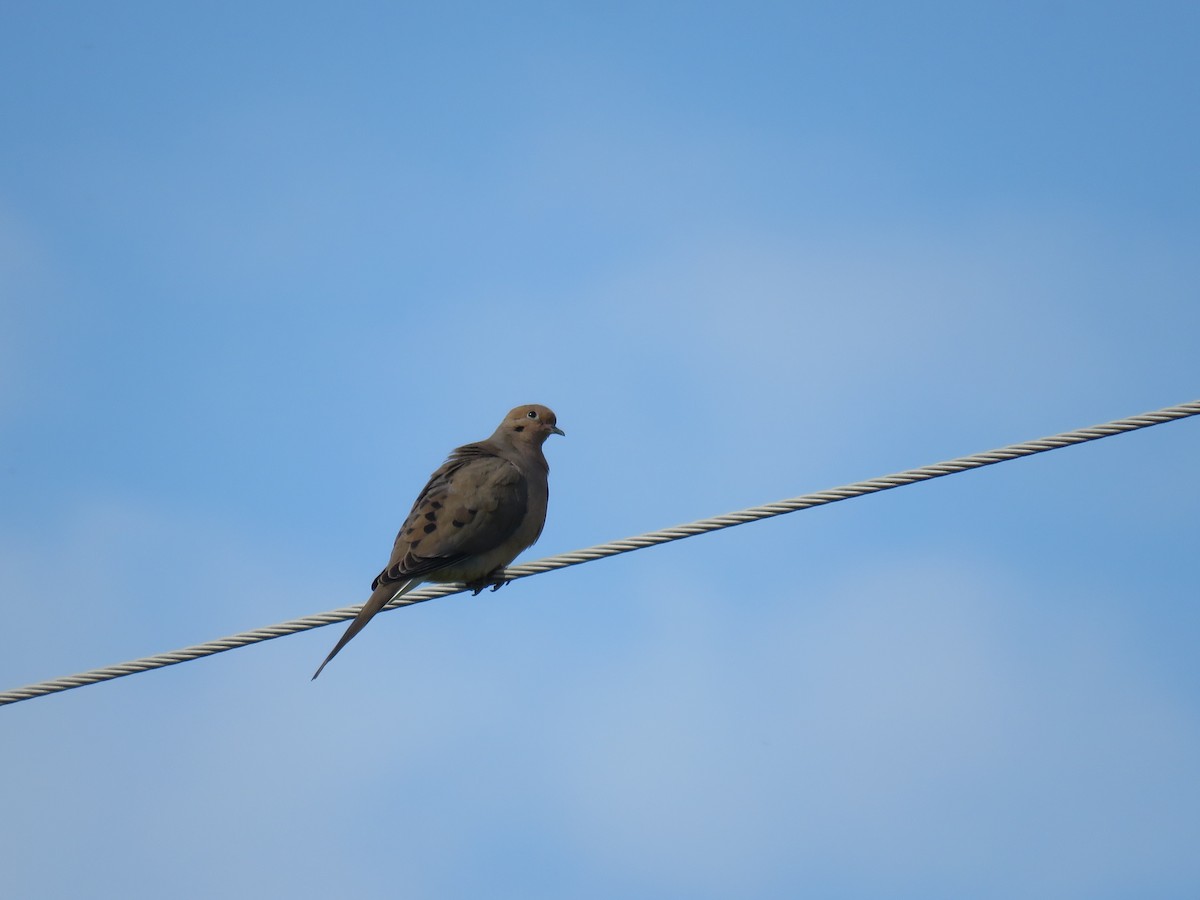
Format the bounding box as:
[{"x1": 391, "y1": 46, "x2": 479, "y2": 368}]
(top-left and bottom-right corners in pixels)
[
  {"x1": 424, "y1": 511, "x2": 437, "y2": 521},
  {"x1": 423, "y1": 522, "x2": 437, "y2": 534},
  {"x1": 452, "y1": 520, "x2": 465, "y2": 528}
]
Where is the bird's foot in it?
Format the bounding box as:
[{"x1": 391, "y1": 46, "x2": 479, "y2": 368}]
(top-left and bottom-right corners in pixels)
[{"x1": 466, "y1": 570, "x2": 510, "y2": 596}]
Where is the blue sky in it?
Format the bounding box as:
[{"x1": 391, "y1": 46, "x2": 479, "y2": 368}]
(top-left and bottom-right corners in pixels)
[{"x1": 2, "y1": 2, "x2": 1199, "y2": 897}]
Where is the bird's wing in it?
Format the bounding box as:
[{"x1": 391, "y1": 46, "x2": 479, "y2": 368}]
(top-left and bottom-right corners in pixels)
[
  {"x1": 373, "y1": 444, "x2": 529, "y2": 588},
  {"x1": 312, "y1": 447, "x2": 530, "y2": 680}
]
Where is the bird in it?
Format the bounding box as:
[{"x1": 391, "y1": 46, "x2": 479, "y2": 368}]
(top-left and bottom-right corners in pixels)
[{"x1": 312, "y1": 404, "x2": 564, "y2": 679}]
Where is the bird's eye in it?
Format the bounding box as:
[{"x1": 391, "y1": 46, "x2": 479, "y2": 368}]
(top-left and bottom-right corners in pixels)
[{"x1": 527, "y1": 410, "x2": 538, "y2": 419}]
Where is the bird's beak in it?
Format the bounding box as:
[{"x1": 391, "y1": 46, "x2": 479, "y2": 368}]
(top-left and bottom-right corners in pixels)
[{"x1": 550, "y1": 425, "x2": 565, "y2": 437}]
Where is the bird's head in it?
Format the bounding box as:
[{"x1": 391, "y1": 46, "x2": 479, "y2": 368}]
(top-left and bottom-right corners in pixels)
[{"x1": 501, "y1": 404, "x2": 565, "y2": 445}]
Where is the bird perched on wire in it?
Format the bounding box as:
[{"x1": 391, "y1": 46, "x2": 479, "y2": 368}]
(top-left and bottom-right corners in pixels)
[{"x1": 312, "y1": 404, "x2": 564, "y2": 679}]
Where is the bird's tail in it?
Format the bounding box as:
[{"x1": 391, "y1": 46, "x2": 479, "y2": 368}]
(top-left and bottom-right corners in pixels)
[{"x1": 311, "y1": 578, "x2": 421, "y2": 679}]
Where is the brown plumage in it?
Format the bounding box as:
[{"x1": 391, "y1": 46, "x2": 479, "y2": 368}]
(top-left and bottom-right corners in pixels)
[{"x1": 312, "y1": 404, "x2": 564, "y2": 679}]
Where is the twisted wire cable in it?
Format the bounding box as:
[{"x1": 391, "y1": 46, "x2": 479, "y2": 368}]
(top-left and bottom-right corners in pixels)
[{"x1": 3, "y1": 398, "x2": 1198, "y2": 708}]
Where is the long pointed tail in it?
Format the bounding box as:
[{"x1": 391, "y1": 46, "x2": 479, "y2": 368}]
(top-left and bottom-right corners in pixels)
[{"x1": 312, "y1": 579, "x2": 421, "y2": 679}]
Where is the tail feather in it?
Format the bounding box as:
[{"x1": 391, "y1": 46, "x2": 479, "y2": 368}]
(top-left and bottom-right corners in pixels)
[{"x1": 311, "y1": 579, "x2": 421, "y2": 679}]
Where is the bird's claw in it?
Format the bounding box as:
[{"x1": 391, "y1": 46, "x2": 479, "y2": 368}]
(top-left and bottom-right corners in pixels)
[{"x1": 467, "y1": 575, "x2": 509, "y2": 596}]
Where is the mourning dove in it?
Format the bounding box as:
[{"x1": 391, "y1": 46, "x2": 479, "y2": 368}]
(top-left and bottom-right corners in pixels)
[{"x1": 312, "y1": 404, "x2": 564, "y2": 679}]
